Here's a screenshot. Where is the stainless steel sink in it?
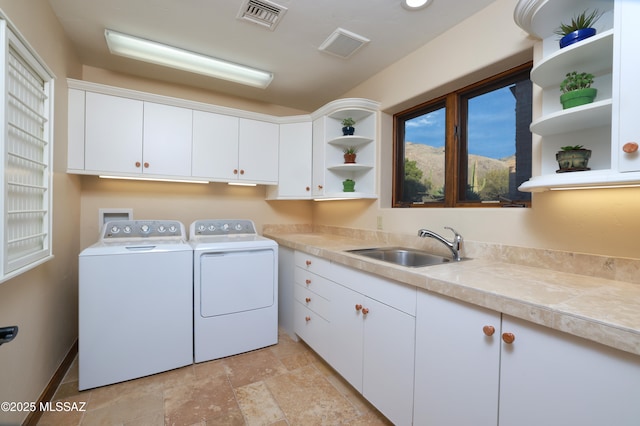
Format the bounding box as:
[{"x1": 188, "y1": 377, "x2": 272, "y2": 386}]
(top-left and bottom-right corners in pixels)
[{"x1": 346, "y1": 247, "x2": 455, "y2": 267}]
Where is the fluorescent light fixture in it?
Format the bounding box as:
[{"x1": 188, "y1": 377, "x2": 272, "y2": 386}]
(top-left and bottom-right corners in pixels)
[
  {"x1": 401, "y1": 0, "x2": 432, "y2": 11},
  {"x1": 104, "y1": 29, "x2": 274, "y2": 89},
  {"x1": 99, "y1": 175, "x2": 209, "y2": 184}
]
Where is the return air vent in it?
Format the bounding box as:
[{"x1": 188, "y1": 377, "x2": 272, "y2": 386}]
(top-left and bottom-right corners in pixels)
[
  {"x1": 318, "y1": 28, "x2": 370, "y2": 59},
  {"x1": 237, "y1": 0, "x2": 288, "y2": 31}
]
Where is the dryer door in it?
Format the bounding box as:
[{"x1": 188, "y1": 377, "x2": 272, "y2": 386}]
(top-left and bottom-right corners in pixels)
[{"x1": 199, "y1": 248, "x2": 275, "y2": 317}]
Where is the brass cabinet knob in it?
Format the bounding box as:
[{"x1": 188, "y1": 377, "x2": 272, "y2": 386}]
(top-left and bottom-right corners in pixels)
[
  {"x1": 362, "y1": 307, "x2": 369, "y2": 315},
  {"x1": 318, "y1": 185, "x2": 323, "y2": 189},
  {"x1": 502, "y1": 332, "x2": 515, "y2": 344},
  {"x1": 305, "y1": 316, "x2": 311, "y2": 322},
  {"x1": 306, "y1": 260, "x2": 312, "y2": 266},
  {"x1": 240, "y1": 169, "x2": 245, "y2": 175},
  {"x1": 305, "y1": 297, "x2": 311, "y2": 303},
  {"x1": 355, "y1": 304, "x2": 362, "y2": 311},
  {"x1": 483, "y1": 325, "x2": 496, "y2": 336},
  {"x1": 305, "y1": 186, "x2": 310, "y2": 191},
  {"x1": 305, "y1": 279, "x2": 311, "y2": 285},
  {"x1": 233, "y1": 169, "x2": 238, "y2": 175},
  {"x1": 143, "y1": 162, "x2": 149, "y2": 168},
  {"x1": 135, "y1": 161, "x2": 141, "y2": 167}
]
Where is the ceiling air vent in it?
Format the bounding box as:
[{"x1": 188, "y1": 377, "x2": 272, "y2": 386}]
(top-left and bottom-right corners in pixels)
[
  {"x1": 237, "y1": 0, "x2": 288, "y2": 31},
  {"x1": 318, "y1": 28, "x2": 370, "y2": 59}
]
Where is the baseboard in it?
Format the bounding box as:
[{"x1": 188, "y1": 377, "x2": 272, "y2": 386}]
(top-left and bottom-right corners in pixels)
[{"x1": 23, "y1": 340, "x2": 78, "y2": 426}]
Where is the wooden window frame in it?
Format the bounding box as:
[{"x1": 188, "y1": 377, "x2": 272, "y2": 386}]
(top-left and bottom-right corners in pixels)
[{"x1": 393, "y1": 62, "x2": 533, "y2": 208}]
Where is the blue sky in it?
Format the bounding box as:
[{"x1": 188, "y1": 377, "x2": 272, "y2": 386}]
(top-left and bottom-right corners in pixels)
[{"x1": 405, "y1": 85, "x2": 516, "y2": 159}]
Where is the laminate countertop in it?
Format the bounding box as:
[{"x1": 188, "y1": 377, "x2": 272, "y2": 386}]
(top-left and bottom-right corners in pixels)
[{"x1": 264, "y1": 230, "x2": 640, "y2": 357}]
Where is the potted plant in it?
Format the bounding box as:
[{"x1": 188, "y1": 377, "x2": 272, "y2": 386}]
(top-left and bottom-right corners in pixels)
[
  {"x1": 342, "y1": 178, "x2": 356, "y2": 192},
  {"x1": 555, "y1": 9, "x2": 603, "y2": 48},
  {"x1": 560, "y1": 71, "x2": 597, "y2": 109},
  {"x1": 341, "y1": 117, "x2": 356, "y2": 136},
  {"x1": 556, "y1": 145, "x2": 591, "y2": 172},
  {"x1": 343, "y1": 146, "x2": 358, "y2": 163}
]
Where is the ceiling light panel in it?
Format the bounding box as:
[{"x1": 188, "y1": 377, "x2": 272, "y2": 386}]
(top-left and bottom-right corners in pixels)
[
  {"x1": 319, "y1": 28, "x2": 370, "y2": 59},
  {"x1": 237, "y1": 0, "x2": 288, "y2": 30},
  {"x1": 104, "y1": 29, "x2": 274, "y2": 89}
]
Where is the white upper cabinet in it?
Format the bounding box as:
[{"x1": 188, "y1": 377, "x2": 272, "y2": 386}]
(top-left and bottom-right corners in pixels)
[
  {"x1": 143, "y1": 102, "x2": 192, "y2": 177},
  {"x1": 515, "y1": 0, "x2": 640, "y2": 191},
  {"x1": 81, "y1": 91, "x2": 192, "y2": 177},
  {"x1": 238, "y1": 118, "x2": 279, "y2": 184},
  {"x1": 266, "y1": 120, "x2": 312, "y2": 199},
  {"x1": 192, "y1": 110, "x2": 240, "y2": 181},
  {"x1": 84, "y1": 91, "x2": 144, "y2": 174}
]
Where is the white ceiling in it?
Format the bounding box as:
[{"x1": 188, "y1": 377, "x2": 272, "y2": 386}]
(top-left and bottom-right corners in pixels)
[{"x1": 47, "y1": 0, "x2": 496, "y2": 112}]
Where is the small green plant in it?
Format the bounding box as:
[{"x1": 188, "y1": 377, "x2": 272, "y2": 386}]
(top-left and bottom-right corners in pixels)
[
  {"x1": 343, "y1": 146, "x2": 358, "y2": 154},
  {"x1": 554, "y1": 9, "x2": 603, "y2": 37},
  {"x1": 560, "y1": 72, "x2": 594, "y2": 93},
  {"x1": 341, "y1": 117, "x2": 356, "y2": 127},
  {"x1": 344, "y1": 178, "x2": 354, "y2": 182},
  {"x1": 560, "y1": 145, "x2": 585, "y2": 151}
]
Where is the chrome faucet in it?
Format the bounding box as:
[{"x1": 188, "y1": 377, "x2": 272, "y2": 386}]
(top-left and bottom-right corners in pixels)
[{"x1": 418, "y1": 227, "x2": 463, "y2": 261}]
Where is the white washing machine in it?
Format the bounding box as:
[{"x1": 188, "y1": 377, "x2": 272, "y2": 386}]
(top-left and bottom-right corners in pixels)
[
  {"x1": 190, "y1": 219, "x2": 278, "y2": 362},
  {"x1": 78, "y1": 220, "x2": 193, "y2": 390}
]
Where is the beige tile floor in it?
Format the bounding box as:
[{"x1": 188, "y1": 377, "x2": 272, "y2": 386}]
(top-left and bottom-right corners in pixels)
[{"x1": 37, "y1": 330, "x2": 393, "y2": 425}]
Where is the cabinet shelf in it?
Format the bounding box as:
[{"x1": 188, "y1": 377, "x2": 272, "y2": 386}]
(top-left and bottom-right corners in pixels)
[
  {"x1": 531, "y1": 30, "x2": 614, "y2": 88},
  {"x1": 328, "y1": 135, "x2": 373, "y2": 148},
  {"x1": 530, "y1": 99, "x2": 612, "y2": 136},
  {"x1": 328, "y1": 163, "x2": 373, "y2": 172}
]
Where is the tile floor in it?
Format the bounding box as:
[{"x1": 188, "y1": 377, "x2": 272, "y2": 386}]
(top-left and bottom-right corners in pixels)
[{"x1": 37, "y1": 330, "x2": 393, "y2": 425}]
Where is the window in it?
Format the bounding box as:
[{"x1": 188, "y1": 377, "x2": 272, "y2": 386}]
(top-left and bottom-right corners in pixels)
[
  {"x1": 393, "y1": 63, "x2": 532, "y2": 207},
  {"x1": 0, "y1": 18, "x2": 54, "y2": 282}
]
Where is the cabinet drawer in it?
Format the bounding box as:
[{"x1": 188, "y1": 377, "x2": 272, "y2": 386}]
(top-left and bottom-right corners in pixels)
[
  {"x1": 294, "y1": 300, "x2": 330, "y2": 359},
  {"x1": 294, "y1": 267, "x2": 333, "y2": 299},
  {"x1": 294, "y1": 283, "x2": 330, "y2": 320},
  {"x1": 294, "y1": 251, "x2": 331, "y2": 275}
]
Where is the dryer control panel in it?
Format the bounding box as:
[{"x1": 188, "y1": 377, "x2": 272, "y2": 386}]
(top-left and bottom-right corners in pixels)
[
  {"x1": 190, "y1": 219, "x2": 257, "y2": 237},
  {"x1": 101, "y1": 220, "x2": 186, "y2": 239}
]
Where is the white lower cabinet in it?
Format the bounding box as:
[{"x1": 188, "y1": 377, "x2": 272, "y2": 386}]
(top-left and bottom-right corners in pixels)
[
  {"x1": 499, "y1": 315, "x2": 640, "y2": 426},
  {"x1": 327, "y1": 269, "x2": 416, "y2": 426},
  {"x1": 414, "y1": 290, "x2": 500, "y2": 425},
  {"x1": 415, "y1": 290, "x2": 640, "y2": 426}
]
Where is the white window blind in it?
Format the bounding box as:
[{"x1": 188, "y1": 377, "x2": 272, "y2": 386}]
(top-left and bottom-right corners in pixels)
[{"x1": 0, "y1": 18, "x2": 54, "y2": 282}]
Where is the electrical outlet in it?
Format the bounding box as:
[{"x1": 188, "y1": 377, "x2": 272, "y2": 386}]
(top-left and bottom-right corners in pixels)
[{"x1": 376, "y1": 216, "x2": 383, "y2": 230}]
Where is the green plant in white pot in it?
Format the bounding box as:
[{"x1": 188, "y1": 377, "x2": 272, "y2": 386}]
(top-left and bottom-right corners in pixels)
[{"x1": 560, "y1": 71, "x2": 597, "y2": 109}]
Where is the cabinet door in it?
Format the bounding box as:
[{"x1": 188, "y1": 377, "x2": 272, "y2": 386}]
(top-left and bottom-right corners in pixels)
[
  {"x1": 362, "y1": 297, "x2": 415, "y2": 426},
  {"x1": 311, "y1": 116, "x2": 326, "y2": 196},
  {"x1": 143, "y1": 102, "x2": 192, "y2": 176},
  {"x1": 499, "y1": 315, "x2": 640, "y2": 426},
  {"x1": 615, "y1": 0, "x2": 640, "y2": 172},
  {"x1": 67, "y1": 88, "x2": 85, "y2": 171},
  {"x1": 85, "y1": 92, "x2": 143, "y2": 173},
  {"x1": 414, "y1": 291, "x2": 500, "y2": 426},
  {"x1": 272, "y1": 122, "x2": 312, "y2": 198},
  {"x1": 192, "y1": 110, "x2": 239, "y2": 180},
  {"x1": 328, "y1": 281, "x2": 364, "y2": 392},
  {"x1": 238, "y1": 118, "x2": 279, "y2": 183}
]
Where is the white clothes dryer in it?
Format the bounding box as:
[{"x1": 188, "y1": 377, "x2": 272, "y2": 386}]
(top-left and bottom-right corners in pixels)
[
  {"x1": 78, "y1": 220, "x2": 193, "y2": 390},
  {"x1": 190, "y1": 219, "x2": 278, "y2": 362}
]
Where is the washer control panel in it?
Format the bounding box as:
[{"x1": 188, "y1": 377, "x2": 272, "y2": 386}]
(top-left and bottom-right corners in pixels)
[
  {"x1": 190, "y1": 219, "x2": 257, "y2": 237},
  {"x1": 101, "y1": 220, "x2": 185, "y2": 240}
]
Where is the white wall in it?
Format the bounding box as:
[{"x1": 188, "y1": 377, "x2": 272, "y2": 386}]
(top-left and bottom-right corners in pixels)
[{"x1": 0, "y1": 1, "x2": 83, "y2": 424}]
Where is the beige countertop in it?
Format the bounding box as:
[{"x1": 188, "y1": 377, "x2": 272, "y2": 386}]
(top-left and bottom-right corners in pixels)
[{"x1": 265, "y1": 229, "x2": 640, "y2": 357}]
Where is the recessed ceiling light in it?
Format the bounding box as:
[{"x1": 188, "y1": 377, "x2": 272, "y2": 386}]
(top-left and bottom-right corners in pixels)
[{"x1": 401, "y1": 0, "x2": 432, "y2": 11}]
